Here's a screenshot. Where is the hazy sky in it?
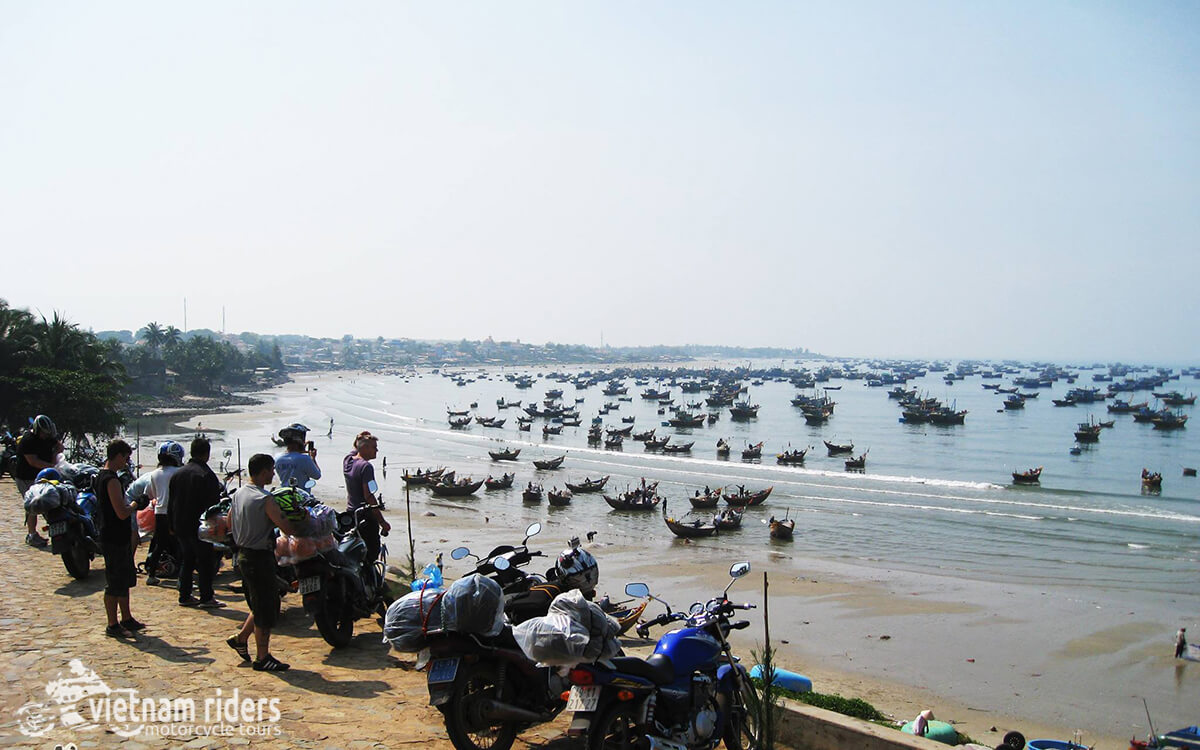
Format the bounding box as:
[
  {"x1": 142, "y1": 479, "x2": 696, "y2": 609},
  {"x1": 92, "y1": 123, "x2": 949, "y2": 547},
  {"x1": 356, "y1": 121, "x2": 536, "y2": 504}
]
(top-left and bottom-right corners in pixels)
[{"x1": 2, "y1": 2, "x2": 1197, "y2": 361}]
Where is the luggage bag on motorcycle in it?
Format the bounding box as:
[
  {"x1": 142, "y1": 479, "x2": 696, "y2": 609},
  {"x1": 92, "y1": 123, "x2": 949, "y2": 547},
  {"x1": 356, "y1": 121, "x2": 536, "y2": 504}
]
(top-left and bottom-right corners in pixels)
[
  {"x1": 23, "y1": 482, "x2": 74, "y2": 514},
  {"x1": 384, "y1": 573, "x2": 505, "y2": 652},
  {"x1": 512, "y1": 589, "x2": 622, "y2": 666}
]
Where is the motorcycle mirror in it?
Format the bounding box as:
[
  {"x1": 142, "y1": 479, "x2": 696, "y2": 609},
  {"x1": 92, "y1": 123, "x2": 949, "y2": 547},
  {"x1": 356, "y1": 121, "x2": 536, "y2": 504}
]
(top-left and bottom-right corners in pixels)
[
  {"x1": 729, "y1": 561, "x2": 751, "y2": 579},
  {"x1": 223, "y1": 449, "x2": 233, "y2": 458},
  {"x1": 625, "y1": 582, "x2": 650, "y2": 598},
  {"x1": 689, "y1": 601, "x2": 705, "y2": 615},
  {"x1": 493, "y1": 556, "x2": 511, "y2": 571},
  {"x1": 451, "y1": 547, "x2": 471, "y2": 560},
  {"x1": 524, "y1": 522, "x2": 542, "y2": 540},
  {"x1": 304, "y1": 479, "x2": 316, "y2": 490}
]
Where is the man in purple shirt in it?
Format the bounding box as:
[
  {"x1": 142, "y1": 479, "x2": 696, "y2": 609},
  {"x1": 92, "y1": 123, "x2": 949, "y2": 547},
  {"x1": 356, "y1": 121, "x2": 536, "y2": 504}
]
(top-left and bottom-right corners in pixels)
[{"x1": 343, "y1": 431, "x2": 390, "y2": 567}]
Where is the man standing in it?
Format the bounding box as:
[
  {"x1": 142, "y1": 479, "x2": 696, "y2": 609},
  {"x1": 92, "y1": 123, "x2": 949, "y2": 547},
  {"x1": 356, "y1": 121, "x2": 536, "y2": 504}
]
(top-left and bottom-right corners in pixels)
[
  {"x1": 273, "y1": 423, "x2": 321, "y2": 488},
  {"x1": 169, "y1": 437, "x2": 224, "y2": 608},
  {"x1": 96, "y1": 439, "x2": 147, "y2": 638},
  {"x1": 227, "y1": 454, "x2": 297, "y2": 672},
  {"x1": 15, "y1": 415, "x2": 63, "y2": 547},
  {"x1": 143, "y1": 441, "x2": 184, "y2": 584},
  {"x1": 343, "y1": 431, "x2": 390, "y2": 569},
  {"x1": 1177, "y1": 628, "x2": 1188, "y2": 659}
]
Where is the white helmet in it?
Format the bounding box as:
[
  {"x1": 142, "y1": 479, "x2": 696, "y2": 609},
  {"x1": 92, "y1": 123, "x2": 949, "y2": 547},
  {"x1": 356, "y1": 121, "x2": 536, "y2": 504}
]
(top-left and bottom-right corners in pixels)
[
  {"x1": 555, "y1": 540, "x2": 599, "y2": 594},
  {"x1": 32, "y1": 414, "x2": 57, "y2": 439}
]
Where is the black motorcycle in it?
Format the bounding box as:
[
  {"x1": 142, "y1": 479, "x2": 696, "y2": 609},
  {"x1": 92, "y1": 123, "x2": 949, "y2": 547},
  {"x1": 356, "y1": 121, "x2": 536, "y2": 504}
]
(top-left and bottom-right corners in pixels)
[
  {"x1": 296, "y1": 505, "x2": 394, "y2": 648},
  {"x1": 43, "y1": 465, "x2": 104, "y2": 580},
  {"x1": 448, "y1": 522, "x2": 550, "y2": 614}
]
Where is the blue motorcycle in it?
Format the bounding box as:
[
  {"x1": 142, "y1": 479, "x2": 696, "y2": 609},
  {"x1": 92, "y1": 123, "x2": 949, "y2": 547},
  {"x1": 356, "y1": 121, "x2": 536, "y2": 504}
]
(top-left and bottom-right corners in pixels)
[{"x1": 565, "y1": 561, "x2": 761, "y2": 750}]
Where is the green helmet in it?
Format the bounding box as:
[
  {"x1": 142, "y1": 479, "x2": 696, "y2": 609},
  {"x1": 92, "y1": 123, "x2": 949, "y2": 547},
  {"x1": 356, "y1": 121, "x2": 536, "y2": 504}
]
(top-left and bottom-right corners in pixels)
[{"x1": 271, "y1": 486, "x2": 310, "y2": 522}]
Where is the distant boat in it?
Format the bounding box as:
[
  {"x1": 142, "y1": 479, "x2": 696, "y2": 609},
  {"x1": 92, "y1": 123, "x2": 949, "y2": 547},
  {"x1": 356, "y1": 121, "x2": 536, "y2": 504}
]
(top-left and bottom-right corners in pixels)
[
  {"x1": 824, "y1": 440, "x2": 854, "y2": 455},
  {"x1": 534, "y1": 455, "x2": 566, "y2": 470},
  {"x1": 769, "y1": 512, "x2": 795, "y2": 541},
  {"x1": 1012, "y1": 466, "x2": 1042, "y2": 484},
  {"x1": 488, "y1": 448, "x2": 520, "y2": 462},
  {"x1": 484, "y1": 473, "x2": 514, "y2": 490}
]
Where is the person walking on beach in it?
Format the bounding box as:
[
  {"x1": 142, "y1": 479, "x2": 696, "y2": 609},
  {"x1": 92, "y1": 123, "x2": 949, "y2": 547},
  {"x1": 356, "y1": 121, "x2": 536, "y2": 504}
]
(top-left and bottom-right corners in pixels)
[
  {"x1": 343, "y1": 431, "x2": 389, "y2": 568},
  {"x1": 15, "y1": 414, "x2": 63, "y2": 547},
  {"x1": 143, "y1": 441, "x2": 184, "y2": 584},
  {"x1": 227, "y1": 453, "x2": 298, "y2": 672},
  {"x1": 169, "y1": 437, "x2": 224, "y2": 608},
  {"x1": 96, "y1": 439, "x2": 148, "y2": 638},
  {"x1": 274, "y1": 423, "x2": 321, "y2": 488},
  {"x1": 1176, "y1": 627, "x2": 1188, "y2": 658}
]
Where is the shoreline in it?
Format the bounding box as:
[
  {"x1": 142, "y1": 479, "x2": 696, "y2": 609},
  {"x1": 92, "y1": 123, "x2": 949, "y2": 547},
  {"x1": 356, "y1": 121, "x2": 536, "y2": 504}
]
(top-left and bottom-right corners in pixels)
[{"x1": 132, "y1": 370, "x2": 1191, "y2": 747}]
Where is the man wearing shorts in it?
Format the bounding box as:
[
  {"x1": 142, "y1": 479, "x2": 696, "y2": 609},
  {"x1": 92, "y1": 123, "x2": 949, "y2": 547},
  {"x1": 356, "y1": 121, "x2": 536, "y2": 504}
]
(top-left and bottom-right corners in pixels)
[
  {"x1": 96, "y1": 439, "x2": 147, "y2": 638},
  {"x1": 226, "y1": 453, "x2": 298, "y2": 672}
]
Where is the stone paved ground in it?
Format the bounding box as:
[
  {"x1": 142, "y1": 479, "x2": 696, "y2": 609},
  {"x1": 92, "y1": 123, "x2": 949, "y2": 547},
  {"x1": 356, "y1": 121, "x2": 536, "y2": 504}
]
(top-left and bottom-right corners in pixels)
[{"x1": 0, "y1": 480, "x2": 574, "y2": 750}]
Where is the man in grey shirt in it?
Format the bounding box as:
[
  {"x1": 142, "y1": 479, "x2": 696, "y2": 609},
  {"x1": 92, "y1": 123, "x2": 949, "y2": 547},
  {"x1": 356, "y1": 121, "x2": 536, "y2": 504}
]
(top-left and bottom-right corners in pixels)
[{"x1": 226, "y1": 454, "x2": 297, "y2": 672}]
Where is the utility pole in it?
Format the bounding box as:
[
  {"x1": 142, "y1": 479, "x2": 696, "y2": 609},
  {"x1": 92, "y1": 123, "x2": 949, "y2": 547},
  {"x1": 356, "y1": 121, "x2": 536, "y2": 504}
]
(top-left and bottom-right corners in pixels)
[{"x1": 183, "y1": 298, "x2": 188, "y2": 333}]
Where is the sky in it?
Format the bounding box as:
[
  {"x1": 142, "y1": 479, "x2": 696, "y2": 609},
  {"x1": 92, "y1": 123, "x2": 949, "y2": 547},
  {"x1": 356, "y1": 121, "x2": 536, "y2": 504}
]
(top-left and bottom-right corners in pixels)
[{"x1": 2, "y1": 1, "x2": 1198, "y2": 362}]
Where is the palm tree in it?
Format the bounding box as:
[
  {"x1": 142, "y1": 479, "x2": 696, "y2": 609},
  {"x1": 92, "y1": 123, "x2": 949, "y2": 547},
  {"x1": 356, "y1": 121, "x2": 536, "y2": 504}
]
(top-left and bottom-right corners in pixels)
[{"x1": 163, "y1": 325, "x2": 182, "y2": 348}]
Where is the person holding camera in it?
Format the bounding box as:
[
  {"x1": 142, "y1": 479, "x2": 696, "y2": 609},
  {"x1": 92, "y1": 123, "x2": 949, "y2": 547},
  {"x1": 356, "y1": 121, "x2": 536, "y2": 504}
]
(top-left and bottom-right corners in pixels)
[
  {"x1": 274, "y1": 423, "x2": 321, "y2": 488},
  {"x1": 96, "y1": 439, "x2": 146, "y2": 638}
]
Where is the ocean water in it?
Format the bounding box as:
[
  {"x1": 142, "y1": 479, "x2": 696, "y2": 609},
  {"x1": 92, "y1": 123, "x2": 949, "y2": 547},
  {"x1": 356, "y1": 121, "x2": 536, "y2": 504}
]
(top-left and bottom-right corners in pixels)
[{"x1": 222, "y1": 362, "x2": 1200, "y2": 603}]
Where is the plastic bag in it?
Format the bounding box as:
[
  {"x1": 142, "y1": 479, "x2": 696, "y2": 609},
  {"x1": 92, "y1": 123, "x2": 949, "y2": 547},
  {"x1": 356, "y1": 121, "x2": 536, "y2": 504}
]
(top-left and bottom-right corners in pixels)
[
  {"x1": 137, "y1": 502, "x2": 157, "y2": 534},
  {"x1": 24, "y1": 482, "x2": 69, "y2": 514},
  {"x1": 198, "y1": 514, "x2": 230, "y2": 544},
  {"x1": 410, "y1": 562, "x2": 444, "y2": 592},
  {"x1": 441, "y1": 574, "x2": 504, "y2": 636},
  {"x1": 383, "y1": 587, "x2": 445, "y2": 652},
  {"x1": 276, "y1": 533, "x2": 337, "y2": 565},
  {"x1": 512, "y1": 589, "x2": 621, "y2": 667}
]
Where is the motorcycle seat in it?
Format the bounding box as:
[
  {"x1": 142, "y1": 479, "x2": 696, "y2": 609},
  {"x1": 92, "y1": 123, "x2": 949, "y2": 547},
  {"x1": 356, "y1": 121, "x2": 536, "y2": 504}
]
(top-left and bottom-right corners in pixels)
[{"x1": 611, "y1": 654, "x2": 674, "y2": 685}]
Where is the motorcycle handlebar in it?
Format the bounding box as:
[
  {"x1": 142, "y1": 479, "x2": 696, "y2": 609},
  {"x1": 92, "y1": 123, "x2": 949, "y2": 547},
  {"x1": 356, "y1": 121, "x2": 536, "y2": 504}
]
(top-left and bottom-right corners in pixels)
[{"x1": 730, "y1": 620, "x2": 750, "y2": 630}]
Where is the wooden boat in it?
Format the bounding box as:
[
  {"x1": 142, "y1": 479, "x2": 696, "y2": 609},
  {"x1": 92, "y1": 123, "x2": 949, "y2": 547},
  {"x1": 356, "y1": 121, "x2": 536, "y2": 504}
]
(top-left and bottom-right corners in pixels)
[
  {"x1": 645, "y1": 436, "x2": 670, "y2": 450},
  {"x1": 1003, "y1": 395, "x2": 1026, "y2": 410},
  {"x1": 668, "y1": 412, "x2": 706, "y2": 428},
  {"x1": 769, "y1": 513, "x2": 795, "y2": 541},
  {"x1": 1184, "y1": 467, "x2": 1198, "y2": 477},
  {"x1": 621, "y1": 416, "x2": 636, "y2": 424},
  {"x1": 522, "y1": 484, "x2": 543, "y2": 503},
  {"x1": 714, "y1": 508, "x2": 744, "y2": 531},
  {"x1": 689, "y1": 489, "x2": 721, "y2": 509},
  {"x1": 449, "y1": 416, "x2": 473, "y2": 428},
  {"x1": 598, "y1": 599, "x2": 648, "y2": 635},
  {"x1": 607, "y1": 425, "x2": 634, "y2": 437},
  {"x1": 844, "y1": 451, "x2": 868, "y2": 470},
  {"x1": 1097, "y1": 419, "x2": 1115, "y2": 428},
  {"x1": 1052, "y1": 398, "x2": 1077, "y2": 407},
  {"x1": 547, "y1": 488, "x2": 573, "y2": 506},
  {"x1": 1152, "y1": 411, "x2": 1189, "y2": 430},
  {"x1": 534, "y1": 455, "x2": 566, "y2": 470},
  {"x1": 488, "y1": 448, "x2": 521, "y2": 462},
  {"x1": 604, "y1": 434, "x2": 624, "y2": 449},
  {"x1": 663, "y1": 512, "x2": 718, "y2": 538},
  {"x1": 1074, "y1": 420, "x2": 1101, "y2": 443},
  {"x1": 565, "y1": 476, "x2": 610, "y2": 493},
  {"x1": 1142, "y1": 469, "x2": 1163, "y2": 491},
  {"x1": 741, "y1": 442, "x2": 764, "y2": 460},
  {"x1": 430, "y1": 478, "x2": 485, "y2": 496},
  {"x1": 484, "y1": 473, "x2": 515, "y2": 490},
  {"x1": 716, "y1": 438, "x2": 731, "y2": 456},
  {"x1": 518, "y1": 422, "x2": 532, "y2": 432},
  {"x1": 723, "y1": 486, "x2": 773, "y2": 507},
  {"x1": 729, "y1": 402, "x2": 760, "y2": 420},
  {"x1": 632, "y1": 428, "x2": 656, "y2": 442},
  {"x1": 604, "y1": 492, "x2": 662, "y2": 511},
  {"x1": 776, "y1": 447, "x2": 809, "y2": 465},
  {"x1": 586, "y1": 428, "x2": 602, "y2": 443},
  {"x1": 1012, "y1": 466, "x2": 1042, "y2": 484},
  {"x1": 661, "y1": 441, "x2": 694, "y2": 454},
  {"x1": 447, "y1": 408, "x2": 470, "y2": 417},
  {"x1": 402, "y1": 467, "x2": 446, "y2": 485},
  {"x1": 824, "y1": 440, "x2": 854, "y2": 455},
  {"x1": 542, "y1": 424, "x2": 563, "y2": 436}
]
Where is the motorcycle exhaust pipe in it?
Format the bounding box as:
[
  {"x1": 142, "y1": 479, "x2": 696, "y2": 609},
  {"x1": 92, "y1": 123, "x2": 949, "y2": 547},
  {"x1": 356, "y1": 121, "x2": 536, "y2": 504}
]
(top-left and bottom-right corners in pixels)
[{"x1": 478, "y1": 699, "x2": 554, "y2": 723}]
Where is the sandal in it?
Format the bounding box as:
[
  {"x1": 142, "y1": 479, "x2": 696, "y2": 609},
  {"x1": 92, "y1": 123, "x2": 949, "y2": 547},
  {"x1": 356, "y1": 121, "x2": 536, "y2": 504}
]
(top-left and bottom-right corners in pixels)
[
  {"x1": 120, "y1": 618, "x2": 147, "y2": 631},
  {"x1": 252, "y1": 654, "x2": 290, "y2": 672},
  {"x1": 226, "y1": 635, "x2": 251, "y2": 662},
  {"x1": 105, "y1": 624, "x2": 133, "y2": 638}
]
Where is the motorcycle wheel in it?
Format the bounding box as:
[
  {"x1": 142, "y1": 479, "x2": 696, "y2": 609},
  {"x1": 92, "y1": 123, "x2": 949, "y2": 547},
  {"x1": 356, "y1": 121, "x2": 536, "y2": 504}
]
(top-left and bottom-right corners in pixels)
[
  {"x1": 445, "y1": 662, "x2": 519, "y2": 750},
  {"x1": 587, "y1": 701, "x2": 649, "y2": 750},
  {"x1": 313, "y1": 578, "x2": 355, "y2": 648},
  {"x1": 61, "y1": 538, "x2": 91, "y2": 580},
  {"x1": 719, "y1": 678, "x2": 762, "y2": 750}
]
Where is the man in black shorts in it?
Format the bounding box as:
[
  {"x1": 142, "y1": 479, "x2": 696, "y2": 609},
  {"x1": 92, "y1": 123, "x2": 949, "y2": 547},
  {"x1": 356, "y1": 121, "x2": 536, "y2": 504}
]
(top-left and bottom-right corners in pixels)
[
  {"x1": 227, "y1": 454, "x2": 298, "y2": 671},
  {"x1": 96, "y1": 439, "x2": 148, "y2": 638}
]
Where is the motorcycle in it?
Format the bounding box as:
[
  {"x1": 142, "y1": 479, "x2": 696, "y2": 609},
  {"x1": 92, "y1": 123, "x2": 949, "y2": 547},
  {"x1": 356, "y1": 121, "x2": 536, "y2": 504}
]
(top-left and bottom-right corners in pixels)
[
  {"x1": 566, "y1": 561, "x2": 761, "y2": 750},
  {"x1": 449, "y1": 522, "x2": 555, "y2": 622},
  {"x1": 296, "y1": 504, "x2": 394, "y2": 648},
  {"x1": 43, "y1": 464, "x2": 104, "y2": 580}
]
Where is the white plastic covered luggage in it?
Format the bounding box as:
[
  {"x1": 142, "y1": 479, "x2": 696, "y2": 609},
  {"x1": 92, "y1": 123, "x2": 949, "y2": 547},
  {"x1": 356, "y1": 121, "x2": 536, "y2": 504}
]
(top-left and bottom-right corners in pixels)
[{"x1": 512, "y1": 589, "x2": 621, "y2": 666}]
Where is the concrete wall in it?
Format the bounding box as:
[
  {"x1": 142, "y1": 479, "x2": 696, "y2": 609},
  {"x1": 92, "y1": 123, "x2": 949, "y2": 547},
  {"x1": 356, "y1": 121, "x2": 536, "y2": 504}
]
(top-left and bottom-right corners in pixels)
[{"x1": 776, "y1": 699, "x2": 965, "y2": 750}]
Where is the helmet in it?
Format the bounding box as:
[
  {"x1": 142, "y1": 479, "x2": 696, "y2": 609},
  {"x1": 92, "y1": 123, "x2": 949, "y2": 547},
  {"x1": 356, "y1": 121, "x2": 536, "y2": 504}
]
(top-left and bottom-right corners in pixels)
[
  {"x1": 36, "y1": 467, "x2": 61, "y2": 483},
  {"x1": 270, "y1": 486, "x2": 310, "y2": 522},
  {"x1": 32, "y1": 415, "x2": 57, "y2": 439},
  {"x1": 158, "y1": 440, "x2": 185, "y2": 466},
  {"x1": 554, "y1": 541, "x2": 599, "y2": 594},
  {"x1": 278, "y1": 423, "x2": 309, "y2": 444}
]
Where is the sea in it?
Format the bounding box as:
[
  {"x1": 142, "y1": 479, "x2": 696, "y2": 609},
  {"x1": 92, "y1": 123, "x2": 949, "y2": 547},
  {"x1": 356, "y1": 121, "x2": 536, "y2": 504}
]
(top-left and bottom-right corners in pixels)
[{"x1": 217, "y1": 360, "x2": 1200, "y2": 601}]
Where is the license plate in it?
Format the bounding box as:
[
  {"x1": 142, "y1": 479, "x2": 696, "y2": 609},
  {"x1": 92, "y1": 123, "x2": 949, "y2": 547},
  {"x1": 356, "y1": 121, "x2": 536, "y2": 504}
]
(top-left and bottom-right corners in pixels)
[
  {"x1": 48, "y1": 522, "x2": 68, "y2": 537},
  {"x1": 298, "y1": 576, "x2": 321, "y2": 595},
  {"x1": 566, "y1": 685, "x2": 601, "y2": 712},
  {"x1": 427, "y1": 657, "x2": 460, "y2": 684}
]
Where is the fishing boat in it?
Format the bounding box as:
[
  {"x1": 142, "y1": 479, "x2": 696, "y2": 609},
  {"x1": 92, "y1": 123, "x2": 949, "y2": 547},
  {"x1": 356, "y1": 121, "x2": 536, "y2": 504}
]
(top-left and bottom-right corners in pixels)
[
  {"x1": 401, "y1": 467, "x2": 446, "y2": 485},
  {"x1": 714, "y1": 507, "x2": 744, "y2": 531},
  {"x1": 547, "y1": 488, "x2": 573, "y2": 506},
  {"x1": 448, "y1": 416, "x2": 473, "y2": 428},
  {"x1": 522, "y1": 483, "x2": 543, "y2": 503},
  {"x1": 663, "y1": 511, "x2": 718, "y2": 538},
  {"x1": 769, "y1": 512, "x2": 795, "y2": 541},
  {"x1": 824, "y1": 440, "x2": 854, "y2": 455},
  {"x1": 565, "y1": 476, "x2": 610, "y2": 493},
  {"x1": 716, "y1": 438, "x2": 731, "y2": 457},
  {"x1": 533, "y1": 455, "x2": 566, "y2": 470},
  {"x1": 603, "y1": 492, "x2": 661, "y2": 511},
  {"x1": 667, "y1": 411, "x2": 706, "y2": 428},
  {"x1": 776, "y1": 446, "x2": 809, "y2": 465},
  {"x1": 1003, "y1": 395, "x2": 1026, "y2": 410},
  {"x1": 645, "y1": 436, "x2": 670, "y2": 450},
  {"x1": 723, "y1": 486, "x2": 773, "y2": 507},
  {"x1": 1074, "y1": 420, "x2": 1102, "y2": 443},
  {"x1": 689, "y1": 489, "x2": 721, "y2": 509},
  {"x1": 598, "y1": 597, "x2": 649, "y2": 635},
  {"x1": 1012, "y1": 466, "x2": 1042, "y2": 484},
  {"x1": 430, "y1": 478, "x2": 485, "y2": 497},
  {"x1": 1142, "y1": 469, "x2": 1163, "y2": 491},
  {"x1": 661, "y1": 441, "x2": 695, "y2": 454},
  {"x1": 845, "y1": 451, "x2": 868, "y2": 471},
  {"x1": 1152, "y1": 411, "x2": 1189, "y2": 430},
  {"x1": 484, "y1": 473, "x2": 515, "y2": 490},
  {"x1": 604, "y1": 434, "x2": 624, "y2": 449},
  {"x1": 488, "y1": 448, "x2": 521, "y2": 462},
  {"x1": 1052, "y1": 398, "x2": 1077, "y2": 407},
  {"x1": 741, "y1": 442, "x2": 764, "y2": 460},
  {"x1": 729, "y1": 402, "x2": 760, "y2": 421},
  {"x1": 607, "y1": 424, "x2": 634, "y2": 437},
  {"x1": 542, "y1": 424, "x2": 563, "y2": 436}
]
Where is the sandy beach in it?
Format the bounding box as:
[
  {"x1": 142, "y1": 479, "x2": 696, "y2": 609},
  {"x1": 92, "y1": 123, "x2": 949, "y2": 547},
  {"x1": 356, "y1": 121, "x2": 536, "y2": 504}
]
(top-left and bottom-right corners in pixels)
[{"x1": 70, "y1": 370, "x2": 1196, "y2": 748}]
